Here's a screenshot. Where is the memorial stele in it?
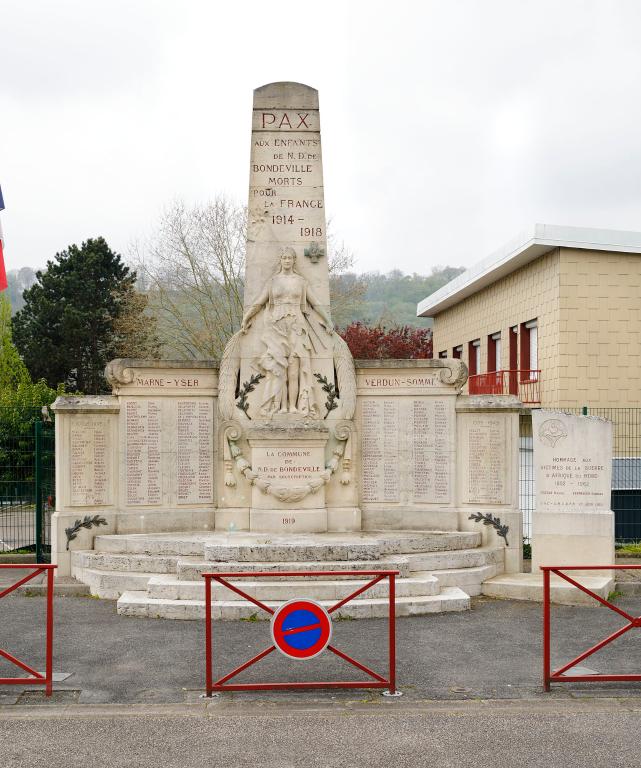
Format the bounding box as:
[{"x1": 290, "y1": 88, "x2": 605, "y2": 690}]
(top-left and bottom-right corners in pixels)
[{"x1": 50, "y1": 81, "x2": 593, "y2": 618}]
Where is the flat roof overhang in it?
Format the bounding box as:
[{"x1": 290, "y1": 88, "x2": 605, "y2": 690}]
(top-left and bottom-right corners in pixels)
[{"x1": 417, "y1": 223, "x2": 641, "y2": 318}]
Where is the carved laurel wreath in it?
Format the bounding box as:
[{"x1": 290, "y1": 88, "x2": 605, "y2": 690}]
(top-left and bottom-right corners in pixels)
[
  {"x1": 313, "y1": 373, "x2": 339, "y2": 419},
  {"x1": 235, "y1": 373, "x2": 265, "y2": 419},
  {"x1": 468, "y1": 512, "x2": 509, "y2": 546},
  {"x1": 65, "y1": 515, "x2": 108, "y2": 550}
]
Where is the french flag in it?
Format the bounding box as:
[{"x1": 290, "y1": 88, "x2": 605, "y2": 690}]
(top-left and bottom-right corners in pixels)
[{"x1": 0, "y1": 186, "x2": 7, "y2": 291}]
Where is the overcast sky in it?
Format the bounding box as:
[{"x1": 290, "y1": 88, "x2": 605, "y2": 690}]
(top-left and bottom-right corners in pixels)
[{"x1": 2, "y1": 0, "x2": 641, "y2": 276}]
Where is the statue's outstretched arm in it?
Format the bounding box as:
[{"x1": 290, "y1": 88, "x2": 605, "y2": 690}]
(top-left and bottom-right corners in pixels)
[{"x1": 240, "y1": 284, "x2": 270, "y2": 333}]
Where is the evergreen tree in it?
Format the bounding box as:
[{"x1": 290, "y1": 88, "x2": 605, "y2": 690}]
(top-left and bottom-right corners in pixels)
[{"x1": 13, "y1": 238, "x2": 157, "y2": 393}]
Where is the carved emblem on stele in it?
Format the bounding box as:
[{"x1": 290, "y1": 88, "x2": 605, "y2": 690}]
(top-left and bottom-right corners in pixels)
[{"x1": 539, "y1": 419, "x2": 568, "y2": 447}]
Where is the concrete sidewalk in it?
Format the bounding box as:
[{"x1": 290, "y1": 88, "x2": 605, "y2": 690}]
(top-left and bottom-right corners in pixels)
[
  {"x1": 3, "y1": 592, "x2": 641, "y2": 706},
  {"x1": 3, "y1": 698, "x2": 641, "y2": 768}
]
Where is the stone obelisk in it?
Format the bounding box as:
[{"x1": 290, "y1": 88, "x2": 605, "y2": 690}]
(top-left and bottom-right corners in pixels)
[
  {"x1": 217, "y1": 82, "x2": 359, "y2": 534},
  {"x1": 241, "y1": 81, "x2": 334, "y2": 403}
]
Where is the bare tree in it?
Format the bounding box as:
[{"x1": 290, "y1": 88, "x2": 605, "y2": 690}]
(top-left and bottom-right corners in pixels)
[
  {"x1": 132, "y1": 199, "x2": 364, "y2": 359},
  {"x1": 326, "y1": 223, "x2": 368, "y2": 328},
  {"x1": 132, "y1": 197, "x2": 246, "y2": 360}
]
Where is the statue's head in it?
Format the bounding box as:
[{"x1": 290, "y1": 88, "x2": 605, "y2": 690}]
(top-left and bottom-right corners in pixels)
[{"x1": 278, "y1": 247, "x2": 297, "y2": 272}]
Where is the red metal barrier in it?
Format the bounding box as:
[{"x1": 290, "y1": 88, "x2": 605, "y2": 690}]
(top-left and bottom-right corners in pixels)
[
  {"x1": 543, "y1": 565, "x2": 641, "y2": 691},
  {"x1": 203, "y1": 570, "x2": 399, "y2": 696},
  {"x1": 0, "y1": 564, "x2": 56, "y2": 696},
  {"x1": 468, "y1": 369, "x2": 541, "y2": 403}
]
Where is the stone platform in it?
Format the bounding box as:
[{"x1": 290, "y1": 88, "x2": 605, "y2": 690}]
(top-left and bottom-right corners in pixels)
[
  {"x1": 481, "y1": 572, "x2": 614, "y2": 605},
  {"x1": 70, "y1": 530, "x2": 505, "y2": 620}
]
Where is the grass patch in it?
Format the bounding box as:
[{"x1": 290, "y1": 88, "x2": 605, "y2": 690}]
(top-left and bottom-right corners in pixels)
[{"x1": 616, "y1": 542, "x2": 641, "y2": 557}]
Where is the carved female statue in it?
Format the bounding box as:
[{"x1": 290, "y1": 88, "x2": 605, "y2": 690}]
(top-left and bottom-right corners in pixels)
[{"x1": 240, "y1": 247, "x2": 334, "y2": 418}]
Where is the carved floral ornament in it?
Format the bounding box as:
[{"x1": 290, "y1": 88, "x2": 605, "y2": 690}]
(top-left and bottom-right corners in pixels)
[{"x1": 222, "y1": 421, "x2": 353, "y2": 502}]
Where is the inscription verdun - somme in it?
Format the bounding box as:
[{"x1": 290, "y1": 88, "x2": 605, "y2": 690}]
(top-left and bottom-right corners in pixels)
[{"x1": 360, "y1": 398, "x2": 452, "y2": 505}]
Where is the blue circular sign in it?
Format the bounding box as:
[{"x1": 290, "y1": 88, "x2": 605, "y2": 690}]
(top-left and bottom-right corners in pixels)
[{"x1": 270, "y1": 599, "x2": 333, "y2": 660}]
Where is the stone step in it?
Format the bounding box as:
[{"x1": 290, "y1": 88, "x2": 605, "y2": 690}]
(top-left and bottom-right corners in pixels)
[
  {"x1": 428, "y1": 564, "x2": 502, "y2": 597},
  {"x1": 482, "y1": 573, "x2": 615, "y2": 605},
  {"x1": 146, "y1": 573, "x2": 441, "y2": 601},
  {"x1": 71, "y1": 567, "x2": 156, "y2": 599},
  {"x1": 94, "y1": 533, "x2": 212, "y2": 556},
  {"x1": 16, "y1": 575, "x2": 91, "y2": 597},
  {"x1": 406, "y1": 546, "x2": 504, "y2": 572},
  {"x1": 90, "y1": 530, "x2": 482, "y2": 560},
  {"x1": 176, "y1": 557, "x2": 412, "y2": 581},
  {"x1": 203, "y1": 531, "x2": 481, "y2": 563},
  {"x1": 117, "y1": 586, "x2": 471, "y2": 620},
  {"x1": 71, "y1": 550, "x2": 180, "y2": 574}
]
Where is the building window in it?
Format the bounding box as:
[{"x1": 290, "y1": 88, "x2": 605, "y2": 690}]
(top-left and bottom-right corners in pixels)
[
  {"x1": 453, "y1": 345, "x2": 463, "y2": 359},
  {"x1": 487, "y1": 332, "x2": 501, "y2": 372},
  {"x1": 520, "y1": 319, "x2": 538, "y2": 379},
  {"x1": 439, "y1": 350, "x2": 447, "y2": 359},
  {"x1": 468, "y1": 339, "x2": 480, "y2": 376}
]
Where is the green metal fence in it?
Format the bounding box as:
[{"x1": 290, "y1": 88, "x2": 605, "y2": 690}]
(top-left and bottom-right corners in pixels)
[
  {"x1": 520, "y1": 407, "x2": 641, "y2": 544},
  {"x1": 0, "y1": 407, "x2": 55, "y2": 562}
]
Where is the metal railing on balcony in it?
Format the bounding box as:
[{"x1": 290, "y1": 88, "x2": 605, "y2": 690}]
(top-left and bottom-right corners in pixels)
[{"x1": 468, "y1": 369, "x2": 541, "y2": 404}]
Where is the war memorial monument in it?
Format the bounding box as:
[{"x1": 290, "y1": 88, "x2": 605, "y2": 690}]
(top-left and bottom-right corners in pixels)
[{"x1": 49, "y1": 82, "x2": 615, "y2": 617}]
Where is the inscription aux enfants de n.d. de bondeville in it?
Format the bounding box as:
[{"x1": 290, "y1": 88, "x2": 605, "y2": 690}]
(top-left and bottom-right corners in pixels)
[
  {"x1": 124, "y1": 399, "x2": 214, "y2": 507},
  {"x1": 249, "y1": 108, "x2": 324, "y2": 245},
  {"x1": 359, "y1": 398, "x2": 452, "y2": 505}
]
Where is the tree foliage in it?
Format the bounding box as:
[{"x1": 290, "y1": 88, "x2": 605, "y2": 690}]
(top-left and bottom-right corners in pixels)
[
  {"x1": 0, "y1": 294, "x2": 30, "y2": 389},
  {"x1": 0, "y1": 379, "x2": 63, "y2": 491},
  {"x1": 339, "y1": 322, "x2": 433, "y2": 359},
  {"x1": 333, "y1": 266, "x2": 465, "y2": 328},
  {"x1": 12, "y1": 237, "x2": 158, "y2": 393}
]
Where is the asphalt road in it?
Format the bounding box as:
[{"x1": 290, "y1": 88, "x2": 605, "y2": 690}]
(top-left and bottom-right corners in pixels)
[
  {"x1": 4, "y1": 593, "x2": 641, "y2": 766},
  {"x1": 4, "y1": 593, "x2": 641, "y2": 704},
  {"x1": 2, "y1": 699, "x2": 641, "y2": 768}
]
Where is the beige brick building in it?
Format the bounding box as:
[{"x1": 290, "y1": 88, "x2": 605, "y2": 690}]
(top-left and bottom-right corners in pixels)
[{"x1": 417, "y1": 224, "x2": 641, "y2": 409}]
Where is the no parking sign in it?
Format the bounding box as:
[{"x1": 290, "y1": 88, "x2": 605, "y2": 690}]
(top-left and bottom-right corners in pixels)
[{"x1": 270, "y1": 599, "x2": 333, "y2": 660}]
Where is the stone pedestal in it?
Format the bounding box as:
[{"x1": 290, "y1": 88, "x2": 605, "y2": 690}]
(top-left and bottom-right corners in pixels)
[
  {"x1": 531, "y1": 410, "x2": 615, "y2": 575},
  {"x1": 247, "y1": 422, "x2": 330, "y2": 533},
  {"x1": 455, "y1": 396, "x2": 522, "y2": 574}
]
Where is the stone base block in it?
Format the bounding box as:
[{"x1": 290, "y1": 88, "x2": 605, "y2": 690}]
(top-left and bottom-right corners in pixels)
[
  {"x1": 327, "y1": 506, "x2": 361, "y2": 531},
  {"x1": 361, "y1": 506, "x2": 459, "y2": 531},
  {"x1": 214, "y1": 508, "x2": 250, "y2": 532},
  {"x1": 482, "y1": 572, "x2": 615, "y2": 605}
]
